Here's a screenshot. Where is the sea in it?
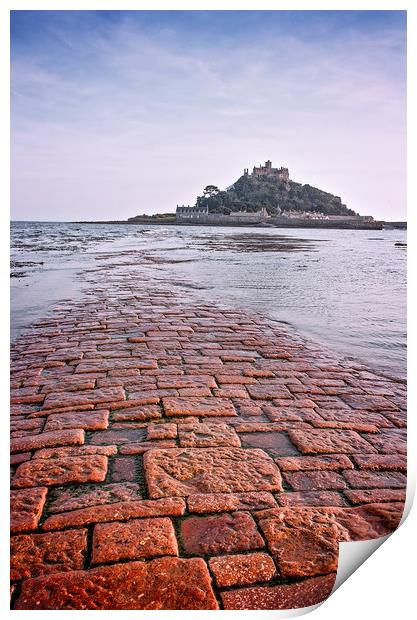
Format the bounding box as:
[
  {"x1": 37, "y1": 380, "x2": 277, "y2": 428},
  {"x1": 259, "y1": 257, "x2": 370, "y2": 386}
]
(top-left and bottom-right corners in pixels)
[{"x1": 10, "y1": 221, "x2": 407, "y2": 379}]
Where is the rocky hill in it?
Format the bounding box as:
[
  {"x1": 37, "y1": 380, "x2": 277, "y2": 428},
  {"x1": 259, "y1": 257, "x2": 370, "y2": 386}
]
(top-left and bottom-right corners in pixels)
[{"x1": 196, "y1": 173, "x2": 356, "y2": 217}]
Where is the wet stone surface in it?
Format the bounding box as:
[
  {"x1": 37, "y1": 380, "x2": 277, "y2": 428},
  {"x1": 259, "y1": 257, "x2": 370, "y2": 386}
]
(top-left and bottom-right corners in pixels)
[
  {"x1": 178, "y1": 422, "x2": 241, "y2": 447},
  {"x1": 15, "y1": 558, "x2": 219, "y2": 609},
  {"x1": 240, "y1": 431, "x2": 300, "y2": 457},
  {"x1": 91, "y1": 517, "x2": 178, "y2": 564},
  {"x1": 48, "y1": 482, "x2": 142, "y2": 513},
  {"x1": 144, "y1": 447, "x2": 283, "y2": 498},
  {"x1": 12, "y1": 456, "x2": 108, "y2": 488},
  {"x1": 180, "y1": 511, "x2": 265, "y2": 556},
  {"x1": 11, "y1": 529, "x2": 87, "y2": 580},
  {"x1": 209, "y1": 552, "x2": 276, "y2": 587},
  {"x1": 10, "y1": 265, "x2": 406, "y2": 610}
]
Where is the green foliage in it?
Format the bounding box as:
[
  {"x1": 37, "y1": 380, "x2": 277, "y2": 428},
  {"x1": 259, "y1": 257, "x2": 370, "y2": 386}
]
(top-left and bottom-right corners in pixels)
[
  {"x1": 195, "y1": 175, "x2": 356, "y2": 216},
  {"x1": 203, "y1": 185, "x2": 220, "y2": 197}
]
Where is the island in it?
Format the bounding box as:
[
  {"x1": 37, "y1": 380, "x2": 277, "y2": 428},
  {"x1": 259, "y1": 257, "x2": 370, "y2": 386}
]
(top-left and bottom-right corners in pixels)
[{"x1": 77, "y1": 160, "x2": 407, "y2": 230}]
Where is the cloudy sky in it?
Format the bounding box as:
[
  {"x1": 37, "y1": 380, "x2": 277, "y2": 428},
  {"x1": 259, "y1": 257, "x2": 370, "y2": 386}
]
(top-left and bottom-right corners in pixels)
[{"x1": 11, "y1": 10, "x2": 406, "y2": 221}]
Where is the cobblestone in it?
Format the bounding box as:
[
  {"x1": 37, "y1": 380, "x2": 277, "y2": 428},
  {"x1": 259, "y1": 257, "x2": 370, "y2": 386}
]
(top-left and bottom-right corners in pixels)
[
  {"x1": 91, "y1": 517, "x2": 178, "y2": 563},
  {"x1": 10, "y1": 487, "x2": 47, "y2": 532},
  {"x1": 221, "y1": 574, "x2": 336, "y2": 609},
  {"x1": 11, "y1": 530, "x2": 87, "y2": 579},
  {"x1": 15, "y1": 558, "x2": 218, "y2": 609},
  {"x1": 144, "y1": 447, "x2": 282, "y2": 497},
  {"x1": 209, "y1": 552, "x2": 276, "y2": 586},
  {"x1": 181, "y1": 511, "x2": 264, "y2": 555},
  {"x1": 9, "y1": 267, "x2": 406, "y2": 610}
]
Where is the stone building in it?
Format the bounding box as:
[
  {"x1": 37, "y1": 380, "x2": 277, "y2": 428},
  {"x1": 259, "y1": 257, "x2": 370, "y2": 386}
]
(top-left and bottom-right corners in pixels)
[
  {"x1": 176, "y1": 205, "x2": 209, "y2": 220},
  {"x1": 246, "y1": 160, "x2": 290, "y2": 182},
  {"x1": 175, "y1": 205, "x2": 270, "y2": 224}
]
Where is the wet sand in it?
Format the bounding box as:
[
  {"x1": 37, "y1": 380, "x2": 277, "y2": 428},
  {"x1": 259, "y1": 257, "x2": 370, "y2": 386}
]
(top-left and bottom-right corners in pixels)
[{"x1": 10, "y1": 253, "x2": 406, "y2": 610}]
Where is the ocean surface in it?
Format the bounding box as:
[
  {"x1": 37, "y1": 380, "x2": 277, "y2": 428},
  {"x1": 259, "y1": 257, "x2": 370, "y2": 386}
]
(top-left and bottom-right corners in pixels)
[{"x1": 10, "y1": 221, "x2": 406, "y2": 379}]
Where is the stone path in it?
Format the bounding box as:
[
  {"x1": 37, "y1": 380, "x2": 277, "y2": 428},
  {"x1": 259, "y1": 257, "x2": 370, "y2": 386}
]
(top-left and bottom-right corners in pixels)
[{"x1": 10, "y1": 262, "x2": 406, "y2": 610}]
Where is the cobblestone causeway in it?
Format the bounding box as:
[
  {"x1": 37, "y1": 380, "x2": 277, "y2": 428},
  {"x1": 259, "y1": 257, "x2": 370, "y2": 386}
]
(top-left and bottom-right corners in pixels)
[{"x1": 10, "y1": 262, "x2": 407, "y2": 610}]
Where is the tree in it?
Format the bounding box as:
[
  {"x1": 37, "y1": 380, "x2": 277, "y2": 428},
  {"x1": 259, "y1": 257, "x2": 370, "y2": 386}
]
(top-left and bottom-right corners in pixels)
[{"x1": 203, "y1": 185, "x2": 220, "y2": 197}]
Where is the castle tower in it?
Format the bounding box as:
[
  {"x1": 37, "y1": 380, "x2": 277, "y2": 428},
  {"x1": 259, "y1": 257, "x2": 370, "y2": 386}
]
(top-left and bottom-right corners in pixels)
[{"x1": 265, "y1": 160, "x2": 272, "y2": 169}]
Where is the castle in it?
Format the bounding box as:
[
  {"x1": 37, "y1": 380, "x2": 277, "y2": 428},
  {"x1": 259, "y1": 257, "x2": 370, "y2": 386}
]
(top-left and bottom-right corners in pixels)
[{"x1": 244, "y1": 160, "x2": 289, "y2": 182}]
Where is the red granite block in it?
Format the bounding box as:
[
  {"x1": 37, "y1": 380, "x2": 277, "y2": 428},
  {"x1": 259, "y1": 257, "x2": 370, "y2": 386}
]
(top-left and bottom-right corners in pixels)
[
  {"x1": 255, "y1": 503, "x2": 404, "y2": 541},
  {"x1": 129, "y1": 388, "x2": 178, "y2": 401},
  {"x1": 275, "y1": 454, "x2": 354, "y2": 471},
  {"x1": 178, "y1": 422, "x2": 241, "y2": 447},
  {"x1": 41, "y1": 378, "x2": 96, "y2": 393},
  {"x1": 119, "y1": 440, "x2": 177, "y2": 454},
  {"x1": 11, "y1": 529, "x2": 87, "y2": 579},
  {"x1": 216, "y1": 374, "x2": 257, "y2": 385},
  {"x1": 144, "y1": 447, "x2": 282, "y2": 498},
  {"x1": 10, "y1": 487, "x2": 47, "y2": 532},
  {"x1": 28, "y1": 404, "x2": 95, "y2": 417},
  {"x1": 234, "y1": 422, "x2": 288, "y2": 432},
  {"x1": 179, "y1": 387, "x2": 213, "y2": 396},
  {"x1": 11, "y1": 429, "x2": 84, "y2": 454},
  {"x1": 264, "y1": 408, "x2": 311, "y2": 422},
  {"x1": 247, "y1": 385, "x2": 292, "y2": 400},
  {"x1": 182, "y1": 356, "x2": 223, "y2": 365},
  {"x1": 43, "y1": 386, "x2": 125, "y2": 410},
  {"x1": 157, "y1": 375, "x2": 217, "y2": 389},
  {"x1": 240, "y1": 432, "x2": 300, "y2": 457},
  {"x1": 352, "y1": 454, "x2": 407, "y2": 471},
  {"x1": 187, "y1": 491, "x2": 277, "y2": 513},
  {"x1": 284, "y1": 471, "x2": 348, "y2": 491},
  {"x1": 343, "y1": 470, "x2": 406, "y2": 488},
  {"x1": 89, "y1": 428, "x2": 146, "y2": 445},
  {"x1": 46, "y1": 349, "x2": 83, "y2": 361},
  {"x1": 12, "y1": 455, "x2": 108, "y2": 488},
  {"x1": 112, "y1": 405, "x2": 162, "y2": 421},
  {"x1": 333, "y1": 503, "x2": 405, "y2": 539},
  {"x1": 91, "y1": 517, "x2": 178, "y2": 564},
  {"x1": 10, "y1": 452, "x2": 31, "y2": 465},
  {"x1": 259, "y1": 512, "x2": 339, "y2": 577},
  {"x1": 341, "y1": 394, "x2": 399, "y2": 411},
  {"x1": 49, "y1": 482, "x2": 142, "y2": 513},
  {"x1": 147, "y1": 423, "x2": 177, "y2": 440},
  {"x1": 362, "y1": 430, "x2": 406, "y2": 454},
  {"x1": 76, "y1": 359, "x2": 157, "y2": 372},
  {"x1": 33, "y1": 445, "x2": 117, "y2": 459},
  {"x1": 209, "y1": 552, "x2": 276, "y2": 587},
  {"x1": 273, "y1": 398, "x2": 316, "y2": 408},
  {"x1": 244, "y1": 369, "x2": 275, "y2": 378},
  {"x1": 221, "y1": 573, "x2": 336, "y2": 610},
  {"x1": 162, "y1": 397, "x2": 237, "y2": 417},
  {"x1": 344, "y1": 488, "x2": 406, "y2": 504},
  {"x1": 315, "y1": 409, "x2": 392, "y2": 428},
  {"x1": 11, "y1": 394, "x2": 45, "y2": 405},
  {"x1": 278, "y1": 491, "x2": 348, "y2": 507},
  {"x1": 44, "y1": 410, "x2": 109, "y2": 432},
  {"x1": 382, "y1": 410, "x2": 407, "y2": 428},
  {"x1": 42, "y1": 497, "x2": 186, "y2": 530},
  {"x1": 10, "y1": 418, "x2": 44, "y2": 432},
  {"x1": 15, "y1": 557, "x2": 218, "y2": 610},
  {"x1": 214, "y1": 387, "x2": 249, "y2": 398},
  {"x1": 111, "y1": 457, "x2": 137, "y2": 482},
  {"x1": 11, "y1": 403, "x2": 41, "y2": 417},
  {"x1": 181, "y1": 511, "x2": 264, "y2": 555},
  {"x1": 312, "y1": 420, "x2": 379, "y2": 433},
  {"x1": 288, "y1": 428, "x2": 376, "y2": 454}
]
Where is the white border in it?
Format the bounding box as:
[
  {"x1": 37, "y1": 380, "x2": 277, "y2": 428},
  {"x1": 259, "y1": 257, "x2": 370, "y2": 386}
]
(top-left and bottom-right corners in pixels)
[{"x1": 2, "y1": 2, "x2": 415, "y2": 619}]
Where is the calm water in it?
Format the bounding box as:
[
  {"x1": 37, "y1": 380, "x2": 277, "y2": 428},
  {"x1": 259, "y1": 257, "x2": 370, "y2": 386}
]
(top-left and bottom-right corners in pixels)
[{"x1": 11, "y1": 221, "x2": 406, "y2": 379}]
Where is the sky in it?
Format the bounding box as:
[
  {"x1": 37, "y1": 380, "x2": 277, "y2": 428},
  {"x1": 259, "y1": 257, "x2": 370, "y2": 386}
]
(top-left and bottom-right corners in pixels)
[{"x1": 11, "y1": 10, "x2": 407, "y2": 221}]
